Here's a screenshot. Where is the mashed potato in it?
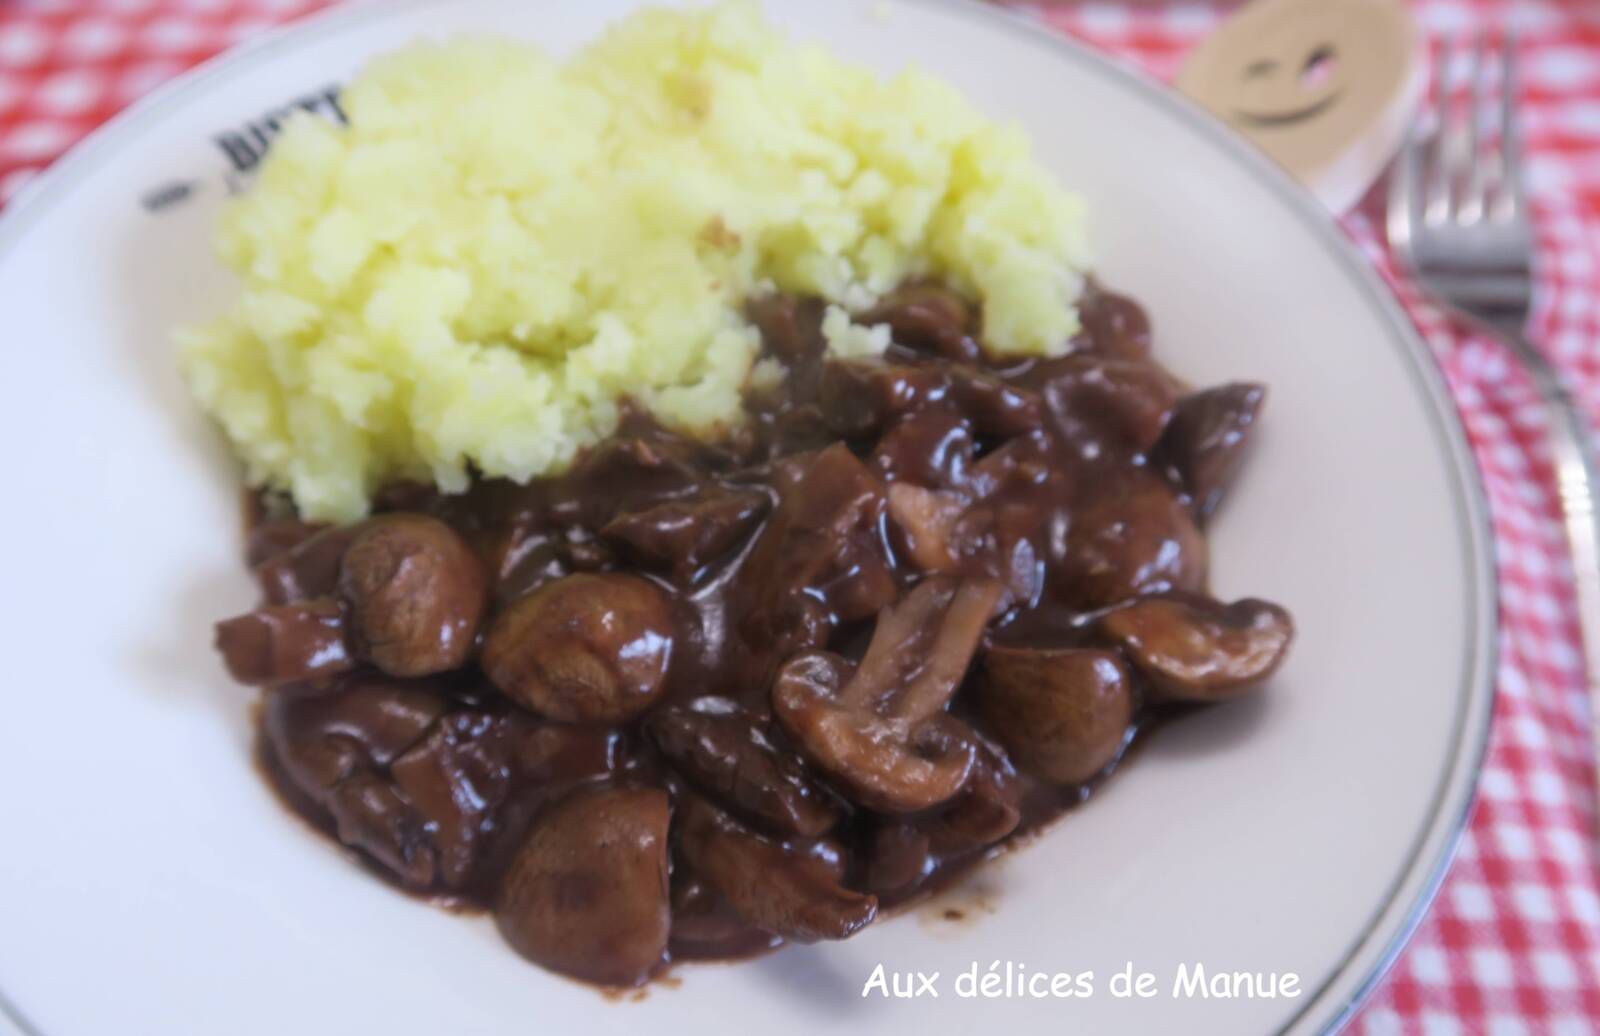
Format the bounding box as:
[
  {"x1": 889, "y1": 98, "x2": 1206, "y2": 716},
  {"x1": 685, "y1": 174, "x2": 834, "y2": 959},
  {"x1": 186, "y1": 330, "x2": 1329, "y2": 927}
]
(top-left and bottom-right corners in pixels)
[{"x1": 179, "y1": 1, "x2": 1091, "y2": 522}]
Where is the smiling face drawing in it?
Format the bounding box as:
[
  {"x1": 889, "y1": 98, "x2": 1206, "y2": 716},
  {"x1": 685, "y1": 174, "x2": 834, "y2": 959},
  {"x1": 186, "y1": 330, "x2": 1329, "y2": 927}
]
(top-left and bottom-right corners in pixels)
[{"x1": 1178, "y1": 0, "x2": 1422, "y2": 211}]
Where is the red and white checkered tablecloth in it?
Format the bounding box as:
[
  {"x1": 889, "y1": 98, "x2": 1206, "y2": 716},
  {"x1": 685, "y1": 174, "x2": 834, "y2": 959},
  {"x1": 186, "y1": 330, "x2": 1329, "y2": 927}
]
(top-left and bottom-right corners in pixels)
[{"x1": 2, "y1": 0, "x2": 1598, "y2": 1032}]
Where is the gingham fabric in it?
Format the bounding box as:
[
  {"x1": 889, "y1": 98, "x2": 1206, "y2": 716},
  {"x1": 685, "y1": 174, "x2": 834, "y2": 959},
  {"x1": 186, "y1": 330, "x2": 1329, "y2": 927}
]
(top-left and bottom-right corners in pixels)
[{"x1": 2, "y1": 0, "x2": 1598, "y2": 1032}]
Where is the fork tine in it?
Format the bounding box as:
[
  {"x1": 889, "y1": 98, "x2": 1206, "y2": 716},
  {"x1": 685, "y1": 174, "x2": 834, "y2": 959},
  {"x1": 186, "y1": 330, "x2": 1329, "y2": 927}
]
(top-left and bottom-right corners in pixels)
[
  {"x1": 1387, "y1": 122, "x2": 1424, "y2": 268},
  {"x1": 1493, "y1": 30, "x2": 1526, "y2": 223},
  {"x1": 1459, "y1": 34, "x2": 1490, "y2": 223},
  {"x1": 1424, "y1": 37, "x2": 1458, "y2": 224}
]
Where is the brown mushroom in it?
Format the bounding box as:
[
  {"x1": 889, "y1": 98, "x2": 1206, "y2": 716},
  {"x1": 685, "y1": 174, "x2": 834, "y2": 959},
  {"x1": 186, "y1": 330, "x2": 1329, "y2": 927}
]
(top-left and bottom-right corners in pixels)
[
  {"x1": 864, "y1": 822, "x2": 934, "y2": 898},
  {"x1": 1058, "y1": 473, "x2": 1207, "y2": 608},
  {"x1": 505, "y1": 715, "x2": 625, "y2": 784},
  {"x1": 1097, "y1": 593, "x2": 1294, "y2": 702},
  {"x1": 496, "y1": 785, "x2": 671, "y2": 988},
  {"x1": 1074, "y1": 285, "x2": 1153, "y2": 361},
  {"x1": 246, "y1": 516, "x2": 329, "y2": 568},
  {"x1": 254, "y1": 524, "x2": 362, "y2": 604},
  {"x1": 772, "y1": 576, "x2": 1002, "y2": 814},
  {"x1": 648, "y1": 697, "x2": 841, "y2": 838},
  {"x1": 668, "y1": 869, "x2": 783, "y2": 960},
  {"x1": 886, "y1": 483, "x2": 968, "y2": 574},
  {"x1": 1150, "y1": 383, "x2": 1266, "y2": 521},
  {"x1": 978, "y1": 645, "x2": 1134, "y2": 784},
  {"x1": 481, "y1": 572, "x2": 674, "y2": 723},
  {"x1": 922, "y1": 730, "x2": 1023, "y2": 854},
  {"x1": 336, "y1": 515, "x2": 489, "y2": 678},
  {"x1": 677, "y1": 796, "x2": 877, "y2": 943},
  {"x1": 214, "y1": 598, "x2": 353, "y2": 687},
  {"x1": 1027, "y1": 353, "x2": 1180, "y2": 454}
]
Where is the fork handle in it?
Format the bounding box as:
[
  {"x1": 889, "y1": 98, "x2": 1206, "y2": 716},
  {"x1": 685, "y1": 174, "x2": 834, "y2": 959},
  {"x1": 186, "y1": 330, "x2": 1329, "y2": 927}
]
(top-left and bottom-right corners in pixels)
[{"x1": 1511, "y1": 336, "x2": 1600, "y2": 744}]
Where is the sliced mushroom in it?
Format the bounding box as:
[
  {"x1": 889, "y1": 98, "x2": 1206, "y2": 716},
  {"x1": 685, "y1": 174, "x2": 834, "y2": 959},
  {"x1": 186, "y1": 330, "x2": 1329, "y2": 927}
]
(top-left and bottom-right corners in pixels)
[
  {"x1": 214, "y1": 598, "x2": 353, "y2": 687},
  {"x1": 1058, "y1": 473, "x2": 1207, "y2": 608},
  {"x1": 772, "y1": 576, "x2": 1002, "y2": 813},
  {"x1": 668, "y1": 868, "x2": 782, "y2": 960},
  {"x1": 677, "y1": 796, "x2": 877, "y2": 943},
  {"x1": 1150, "y1": 383, "x2": 1266, "y2": 521},
  {"x1": 864, "y1": 822, "x2": 934, "y2": 898},
  {"x1": 482, "y1": 573, "x2": 675, "y2": 723},
  {"x1": 978, "y1": 645, "x2": 1134, "y2": 784},
  {"x1": 922, "y1": 730, "x2": 1023, "y2": 854},
  {"x1": 886, "y1": 483, "x2": 968, "y2": 574},
  {"x1": 1097, "y1": 593, "x2": 1294, "y2": 702},
  {"x1": 338, "y1": 515, "x2": 489, "y2": 678},
  {"x1": 496, "y1": 785, "x2": 671, "y2": 988},
  {"x1": 647, "y1": 697, "x2": 841, "y2": 837}
]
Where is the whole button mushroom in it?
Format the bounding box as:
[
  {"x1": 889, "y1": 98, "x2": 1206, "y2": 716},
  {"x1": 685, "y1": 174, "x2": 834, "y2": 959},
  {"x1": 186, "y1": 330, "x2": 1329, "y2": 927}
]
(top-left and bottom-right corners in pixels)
[
  {"x1": 772, "y1": 576, "x2": 1002, "y2": 814},
  {"x1": 482, "y1": 573, "x2": 675, "y2": 723},
  {"x1": 1097, "y1": 593, "x2": 1294, "y2": 702},
  {"x1": 978, "y1": 646, "x2": 1135, "y2": 785},
  {"x1": 338, "y1": 515, "x2": 489, "y2": 677},
  {"x1": 496, "y1": 785, "x2": 671, "y2": 988}
]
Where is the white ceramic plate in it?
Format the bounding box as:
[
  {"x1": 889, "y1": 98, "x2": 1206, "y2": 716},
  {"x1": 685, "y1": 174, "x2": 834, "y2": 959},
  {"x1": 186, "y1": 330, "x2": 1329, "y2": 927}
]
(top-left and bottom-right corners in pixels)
[{"x1": 0, "y1": 2, "x2": 1495, "y2": 1034}]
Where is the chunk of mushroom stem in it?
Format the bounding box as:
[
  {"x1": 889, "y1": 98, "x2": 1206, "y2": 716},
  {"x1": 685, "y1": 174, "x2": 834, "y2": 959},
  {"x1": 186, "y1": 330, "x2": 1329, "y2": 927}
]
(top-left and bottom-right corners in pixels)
[{"x1": 847, "y1": 576, "x2": 1003, "y2": 724}]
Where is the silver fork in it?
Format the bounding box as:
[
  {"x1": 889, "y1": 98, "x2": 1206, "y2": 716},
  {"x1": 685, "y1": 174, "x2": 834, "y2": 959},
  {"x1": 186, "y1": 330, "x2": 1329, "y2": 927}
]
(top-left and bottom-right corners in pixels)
[{"x1": 1389, "y1": 33, "x2": 1600, "y2": 802}]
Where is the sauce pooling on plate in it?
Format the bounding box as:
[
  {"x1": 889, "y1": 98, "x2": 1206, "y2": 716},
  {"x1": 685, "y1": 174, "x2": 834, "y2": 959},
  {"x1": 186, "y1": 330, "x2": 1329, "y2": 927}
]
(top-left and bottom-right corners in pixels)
[{"x1": 219, "y1": 282, "x2": 1294, "y2": 989}]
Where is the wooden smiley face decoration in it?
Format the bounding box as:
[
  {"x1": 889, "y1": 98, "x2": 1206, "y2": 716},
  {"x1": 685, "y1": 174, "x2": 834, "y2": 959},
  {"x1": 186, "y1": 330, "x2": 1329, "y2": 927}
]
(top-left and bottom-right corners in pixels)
[{"x1": 1177, "y1": 0, "x2": 1424, "y2": 212}]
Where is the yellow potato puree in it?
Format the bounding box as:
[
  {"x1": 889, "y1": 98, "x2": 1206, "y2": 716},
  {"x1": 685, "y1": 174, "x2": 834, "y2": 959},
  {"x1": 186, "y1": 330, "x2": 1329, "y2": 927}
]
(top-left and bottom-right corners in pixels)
[{"x1": 179, "y1": 1, "x2": 1091, "y2": 522}]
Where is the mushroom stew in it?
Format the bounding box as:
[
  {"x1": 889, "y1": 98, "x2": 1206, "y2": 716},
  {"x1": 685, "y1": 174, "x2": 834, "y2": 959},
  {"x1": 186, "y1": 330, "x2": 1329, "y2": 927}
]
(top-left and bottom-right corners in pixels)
[{"x1": 217, "y1": 282, "x2": 1294, "y2": 989}]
